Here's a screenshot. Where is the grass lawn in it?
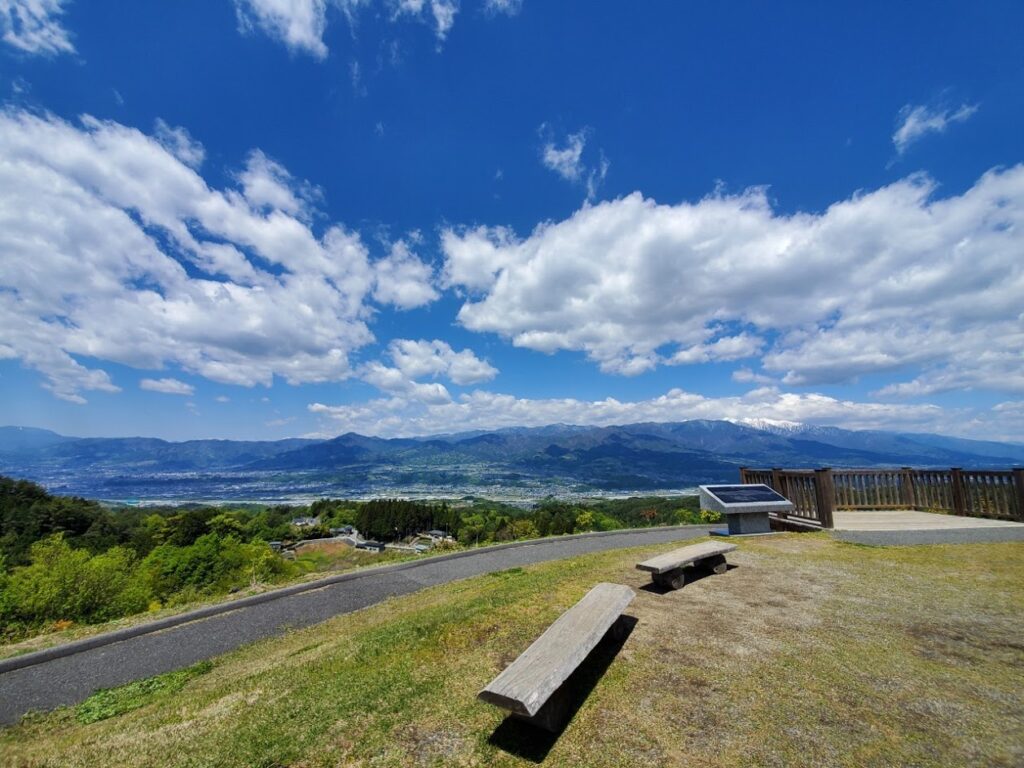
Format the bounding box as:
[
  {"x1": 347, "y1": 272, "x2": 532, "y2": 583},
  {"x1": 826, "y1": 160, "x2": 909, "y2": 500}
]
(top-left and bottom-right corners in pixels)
[{"x1": 2, "y1": 534, "x2": 1022, "y2": 767}]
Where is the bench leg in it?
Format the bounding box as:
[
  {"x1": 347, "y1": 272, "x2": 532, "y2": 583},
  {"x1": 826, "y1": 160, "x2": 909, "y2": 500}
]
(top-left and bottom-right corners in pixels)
[
  {"x1": 706, "y1": 554, "x2": 728, "y2": 575},
  {"x1": 511, "y1": 689, "x2": 570, "y2": 733},
  {"x1": 652, "y1": 568, "x2": 687, "y2": 590}
]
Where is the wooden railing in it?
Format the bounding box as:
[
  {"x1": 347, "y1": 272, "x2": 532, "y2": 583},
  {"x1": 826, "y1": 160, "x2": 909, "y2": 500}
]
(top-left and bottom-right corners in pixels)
[{"x1": 739, "y1": 466, "x2": 1024, "y2": 529}]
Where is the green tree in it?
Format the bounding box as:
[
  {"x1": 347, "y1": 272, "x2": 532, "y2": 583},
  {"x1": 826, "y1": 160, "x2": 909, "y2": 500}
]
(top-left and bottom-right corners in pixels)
[
  {"x1": 574, "y1": 509, "x2": 595, "y2": 532},
  {"x1": 208, "y1": 513, "x2": 245, "y2": 539},
  {"x1": 2, "y1": 535, "x2": 149, "y2": 628}
]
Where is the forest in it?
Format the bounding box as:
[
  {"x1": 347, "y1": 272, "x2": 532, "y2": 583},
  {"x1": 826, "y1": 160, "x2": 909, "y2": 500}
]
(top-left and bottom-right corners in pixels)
[{"x1": 0, "y1": 476, "x2": 707, "y2": 641}]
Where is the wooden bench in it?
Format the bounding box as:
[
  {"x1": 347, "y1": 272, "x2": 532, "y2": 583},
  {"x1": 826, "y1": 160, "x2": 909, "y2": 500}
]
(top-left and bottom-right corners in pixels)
[
  {"x1": 477, "y1": 582, "x2": 635, "y2": 732},
  {"x1": 636, "y1": 540, "x2": 737, "y2": 590}
]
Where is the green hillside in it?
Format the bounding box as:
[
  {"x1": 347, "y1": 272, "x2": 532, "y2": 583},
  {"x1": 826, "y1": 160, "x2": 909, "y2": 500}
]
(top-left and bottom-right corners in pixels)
[{"x1": 3, "y1": 535, "x2": 1022, "y2": 767}]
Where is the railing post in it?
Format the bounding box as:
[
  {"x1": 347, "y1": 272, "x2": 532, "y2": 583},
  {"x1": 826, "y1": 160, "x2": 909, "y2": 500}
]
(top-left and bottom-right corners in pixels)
[
  {"x1": 1012, "y1": 468, "x2": 1024, "y2": 522},
  {"x1": 771, "y1": 467, "x2": 783, "y2": 494},
  {"x1": 739, "y1": 466, "x2": 748, "y2": 483},
  {"x1": 900, "y1": 467, "x2": 916, "y2": 509},
  {"x1": 950, "y1": 468, "x2": 966, "y2": 517},
  {"x1": 814, "y1": 467, "x2": 835, "y2": 529}
]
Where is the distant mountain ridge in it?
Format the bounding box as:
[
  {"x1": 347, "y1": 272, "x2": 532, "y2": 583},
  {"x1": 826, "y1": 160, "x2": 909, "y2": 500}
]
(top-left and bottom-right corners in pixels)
[{"x1": 0, "y1": 421, "x2": 1021, "y2": 501}]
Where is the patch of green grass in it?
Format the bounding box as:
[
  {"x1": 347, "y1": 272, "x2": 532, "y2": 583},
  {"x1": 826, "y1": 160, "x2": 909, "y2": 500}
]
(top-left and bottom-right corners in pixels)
[
  {"x1": 488, "y1": 566, "x2": 524, "y2": 577},
  {"x1": 75, "y1": 660, "x2": 214, "y2": 724}
]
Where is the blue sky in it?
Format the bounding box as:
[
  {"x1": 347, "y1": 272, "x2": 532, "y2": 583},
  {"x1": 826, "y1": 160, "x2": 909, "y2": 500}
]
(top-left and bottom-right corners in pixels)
[{"x1": 0, "y1": 0, "x2": 1022, "y2": 441}]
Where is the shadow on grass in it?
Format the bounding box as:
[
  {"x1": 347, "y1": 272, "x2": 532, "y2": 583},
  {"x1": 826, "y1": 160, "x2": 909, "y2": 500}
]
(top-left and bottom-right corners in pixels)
[
  {"x1": 638, "y1": 563, "x2": 739, "y2": 595},
  {"x1": 487, "y1": 615, "x2": 637, "y2": 763}
]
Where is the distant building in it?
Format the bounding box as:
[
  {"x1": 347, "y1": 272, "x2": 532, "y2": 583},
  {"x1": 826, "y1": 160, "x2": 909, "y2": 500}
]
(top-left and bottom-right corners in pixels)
[
  {"x1": 330, "y1": 525, "x2": 355, "y2": 536},
  {"x1": 425, "y1": 529, "x2": 454, "y2": 541},
  {"x1": 290, "y1": 516, "x2": 319, "y2": 528},
  {"x1": 268, "y1": 541, "x2": 282, "y2": 552},
  {"x1": 356, "y1": 540, "x2": 386, "y2": 552}
]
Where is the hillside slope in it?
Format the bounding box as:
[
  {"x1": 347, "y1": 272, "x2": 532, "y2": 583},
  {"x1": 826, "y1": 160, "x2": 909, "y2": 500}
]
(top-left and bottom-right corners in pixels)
[{"x1": 3, "y1": 535, "x2": 1021, "y2": 767}]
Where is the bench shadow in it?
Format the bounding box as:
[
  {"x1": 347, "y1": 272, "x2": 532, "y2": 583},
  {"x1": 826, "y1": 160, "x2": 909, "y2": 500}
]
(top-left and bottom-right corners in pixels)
[
  {"x1": 487, "y1": 614, "x2": 638, "y2": 763},
  {"x1": 639, "y1": 563, "x2": 739, "y2": 595}
]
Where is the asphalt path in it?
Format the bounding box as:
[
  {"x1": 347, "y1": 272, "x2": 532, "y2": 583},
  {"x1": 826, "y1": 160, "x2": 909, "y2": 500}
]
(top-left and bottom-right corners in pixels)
[
  {"x1": 0, "y1": 525, "x2": 714, "y2": 725},
  {"x1": 832, "y1": 526, "x2": 1024, "y2": 547}
]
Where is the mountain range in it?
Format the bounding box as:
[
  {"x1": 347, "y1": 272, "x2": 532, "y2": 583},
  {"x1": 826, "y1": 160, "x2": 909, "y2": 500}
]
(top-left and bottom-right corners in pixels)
[{"x1": 1, "y1": 421, "x2": 1021, "y2": 502}]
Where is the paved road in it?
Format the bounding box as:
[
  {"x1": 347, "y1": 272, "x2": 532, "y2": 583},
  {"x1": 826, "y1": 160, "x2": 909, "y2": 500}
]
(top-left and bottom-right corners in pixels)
[
  {"x1": 0, "y1": 526, "x2": 713, "y2": 725},
  {"x1": 833, "y1": 526, "x2": 1024, "y2": 546}
]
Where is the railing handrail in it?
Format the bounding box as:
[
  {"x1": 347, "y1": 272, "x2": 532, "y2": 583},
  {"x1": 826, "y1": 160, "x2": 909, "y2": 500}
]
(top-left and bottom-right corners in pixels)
[{"x1": 740, "y1": 466, "x2": 1024, "y2": 524}]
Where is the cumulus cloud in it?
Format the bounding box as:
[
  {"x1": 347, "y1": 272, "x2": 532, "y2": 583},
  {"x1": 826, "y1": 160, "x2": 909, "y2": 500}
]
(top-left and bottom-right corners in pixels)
[
  {"x1": 140, "y1": 377, "x2": 195, "y2": 396},
  {"x1": 362, "y1": 361, "x2": 453, "y2": 404},
  {"x1": 306, "y1": 385, "x2": 979, "y2": 439},
  {"x1": 357, "y1": 338, "x2": 497, "y2": 403},
  {"x1": 539, "y1": 125, "x2": 609, "y2": 199},
  {"x1": 439, "y1": 224, "x2": 517, "y2": 292},
  {"x1": 0, "y1": 0, "x2": 73, "y2": 55},
  {"x1": 236, "y1": 148, "x2": 319, "y2": 218},
  {"x1": 441, "y1": 168, "x2": 1024, "y2": 396},
  {"x1": 371, "y1": 240, "x2": 439, "y2": 309},
  {"x1": 0, "y1": 109, "x2": 434, "y2": 403},
  {"x1": 386, "y1": 338, "x2": 497, "y2": 384},
  {"x1": 893, "y1": 102, "x2": 977, "y2": 154}
]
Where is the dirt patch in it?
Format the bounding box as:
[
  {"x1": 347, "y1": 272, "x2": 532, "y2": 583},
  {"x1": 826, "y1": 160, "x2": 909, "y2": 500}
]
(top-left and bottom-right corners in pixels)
[
  {"x1": 399, "y1": 724, "x2": 469, "y2": 766},
  {"x1": 293, "y1": 540, "x2": 355, "y2": 555}
]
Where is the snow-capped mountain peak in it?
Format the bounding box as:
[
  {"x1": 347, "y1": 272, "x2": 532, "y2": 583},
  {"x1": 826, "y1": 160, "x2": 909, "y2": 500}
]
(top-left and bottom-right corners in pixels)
[{"x1": 727, "y1": 418, "x2": 807, "y2": 434}]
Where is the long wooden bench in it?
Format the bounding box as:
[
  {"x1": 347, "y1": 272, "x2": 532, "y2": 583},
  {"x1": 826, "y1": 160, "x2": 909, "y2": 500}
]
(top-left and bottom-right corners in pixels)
[
  {"x1": 477, "y1": 582, "x2": 635, "y2": 732},
  {"x1": 636, "y1": 540, "x2": 736, "y2": 590}
]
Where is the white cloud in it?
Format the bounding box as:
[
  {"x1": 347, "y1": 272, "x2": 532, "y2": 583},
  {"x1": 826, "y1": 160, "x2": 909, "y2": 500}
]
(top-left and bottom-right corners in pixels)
[
  {"x1": 386, "y1": 338, "x2": 497, "y2": 384},
  {"x1": 356, "y1": 338, "x2": 497, "y2": 403},
  {"x1": 307, "y1": 385, "x2": 982, "y2": 439},
  {"x1": 893, "y1": 102, "x2": 978, "y2": 154},
  {"x1": 234, "y1": 0, "x2": 329, "y2": 58},
  {"x1": 484, "y1": 0, "x2": 520, "y2": 15},
  {"x1": 540, "y1": 126, "x2": 608, "y2": 200},
  {"x1": 371, "y1": 240, "x2": 439, "y2": 309},
  {"x1": 362, "y1": 361, "x2": 453, "y2": 404},
  {"x1": 216, "y1": 395, "x2": 231, "y2": 403},
  {"x1": 140, "y1": 377, "x2": 195, "y2": 396},
  {"x1": 541, "y1": 128, "x2": 585, "y2": 181},
  {"x1": 732, "y1": 368, "x2": 776, "y2": 386},
  {"x1": 439, "y1": 224, "x2": 517, "y2": 291},
  {"x1": 441, "y1": 168, "x2": 1024, "y2": 396},
  {"x1": 390, "y1": 0, "x2": 458, "y2": 42},
  {"x1": 153, "y1": 119, "x2": 205, "y2": 170},
  {"x1": 669, "y1": 333, "x2": 764, "y2": 365},
  {"x1": 236, "y1": 149, "x2": 318, "y2": 218},
  {"x1": 0, "y1": 109, "x2": 424, "y2": 403},
  {"x1": 0, "y1": 0, "x2": 74, "y2": 55},
  {"x1": 234, "y1": 0, "x2": 469, "y2": 57}
]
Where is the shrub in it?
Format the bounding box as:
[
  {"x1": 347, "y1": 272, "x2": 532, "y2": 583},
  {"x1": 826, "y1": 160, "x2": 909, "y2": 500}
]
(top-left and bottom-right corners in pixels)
[
  {"x1": 141, "y1": 534, "x2": 290, "y2": 603},
  {"x1": 1, "y1": 535, "x2": 149, "y2": 630},
  {"x1": 699, "y1": 508, "x2": 722, "y2": 524}
]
